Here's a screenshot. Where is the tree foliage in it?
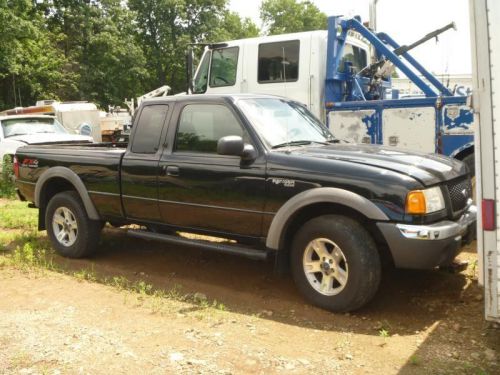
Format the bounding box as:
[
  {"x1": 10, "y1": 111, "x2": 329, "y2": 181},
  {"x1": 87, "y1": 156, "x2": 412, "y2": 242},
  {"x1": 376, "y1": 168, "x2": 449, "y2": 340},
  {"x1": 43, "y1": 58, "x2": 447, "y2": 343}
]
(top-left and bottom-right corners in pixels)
[
  {"x1": 260, "y1": 0, "x2": 327, "y2": 35},
  {"x1": 129, "y1": 0, "x2": 259, "y2": 94},
  {"x1": 0, "y1": 0, "x2": 68, "y2": 109},
  {"x1": 0, "y1": 0, "x2": 260, "y2": 110}
]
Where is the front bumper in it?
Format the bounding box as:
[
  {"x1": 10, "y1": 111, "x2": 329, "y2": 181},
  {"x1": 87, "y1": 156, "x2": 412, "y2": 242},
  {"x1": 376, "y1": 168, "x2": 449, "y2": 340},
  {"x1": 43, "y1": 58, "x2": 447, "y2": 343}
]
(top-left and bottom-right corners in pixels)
[{"x1": 377, "y1": 205, "x2": 476, "y2": 269}]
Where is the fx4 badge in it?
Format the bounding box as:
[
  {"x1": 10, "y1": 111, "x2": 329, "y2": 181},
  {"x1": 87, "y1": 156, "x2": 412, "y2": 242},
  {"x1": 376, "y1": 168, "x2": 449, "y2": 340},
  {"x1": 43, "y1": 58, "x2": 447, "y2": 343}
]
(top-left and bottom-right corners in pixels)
[
  {"x1": 22, "y1": 158, "x2": 39, "y2": 168},
  {"x1": 271, "y1": 178, "x2": 295, "y2": 188}
]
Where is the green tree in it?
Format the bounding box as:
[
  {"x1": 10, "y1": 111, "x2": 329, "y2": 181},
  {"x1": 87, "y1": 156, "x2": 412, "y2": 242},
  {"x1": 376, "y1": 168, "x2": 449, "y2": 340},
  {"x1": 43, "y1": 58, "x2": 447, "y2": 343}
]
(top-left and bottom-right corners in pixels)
[
  {"x1": 0, "y1": 0, "x2": 69, "y2": 110},
  {"x1": 129, "y1": 0, "x2": 260, "y2": 94},
  {"x1": 42, "y1": 0, "x2": 149, "y2": 108},
  {"x1": 211, "y1": 11, "x2": 260, "y2": 41},
  {"x1": 260, "y1": 0, "x2": 327, "y2": 35}
]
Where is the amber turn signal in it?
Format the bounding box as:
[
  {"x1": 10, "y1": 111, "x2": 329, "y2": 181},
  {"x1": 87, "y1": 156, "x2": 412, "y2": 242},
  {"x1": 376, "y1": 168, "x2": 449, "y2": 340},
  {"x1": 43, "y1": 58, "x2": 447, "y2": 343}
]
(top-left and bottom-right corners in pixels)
[{"x1": 406, "y1": 191, "x2": 426, "y2": 214}]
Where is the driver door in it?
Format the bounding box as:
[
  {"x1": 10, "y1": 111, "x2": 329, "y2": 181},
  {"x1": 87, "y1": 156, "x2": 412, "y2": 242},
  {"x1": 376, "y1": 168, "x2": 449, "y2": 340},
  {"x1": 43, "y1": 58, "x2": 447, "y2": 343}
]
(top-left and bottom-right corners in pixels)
[{"x1": 157, "y1": 101, "x2": 267, "y2": 238}]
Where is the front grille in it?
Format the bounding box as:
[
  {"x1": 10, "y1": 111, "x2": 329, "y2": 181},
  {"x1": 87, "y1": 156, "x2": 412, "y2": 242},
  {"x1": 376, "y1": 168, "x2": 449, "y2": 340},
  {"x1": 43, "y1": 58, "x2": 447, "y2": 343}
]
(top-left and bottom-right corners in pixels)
[{"x1": 447, "y1": 178, "x2": 472, "y2": 213}]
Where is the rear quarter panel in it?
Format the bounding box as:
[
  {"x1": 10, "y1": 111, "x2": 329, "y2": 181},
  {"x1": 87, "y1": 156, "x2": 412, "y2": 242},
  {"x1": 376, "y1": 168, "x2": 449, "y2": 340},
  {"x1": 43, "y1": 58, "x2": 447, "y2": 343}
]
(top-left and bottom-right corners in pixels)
[{"x1": 16, "y1": 145, "x2": 125, "y2": 218}]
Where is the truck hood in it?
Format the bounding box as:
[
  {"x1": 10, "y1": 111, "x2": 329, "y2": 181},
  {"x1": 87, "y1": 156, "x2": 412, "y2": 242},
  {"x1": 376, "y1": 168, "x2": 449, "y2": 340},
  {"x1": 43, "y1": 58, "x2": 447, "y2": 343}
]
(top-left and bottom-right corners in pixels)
[
  {"x1": 6, "y1": 133, "x2": 93, "y2": 145},
  {"x1": 286, "y1": 143, "x2": 468, "y2": 186}
]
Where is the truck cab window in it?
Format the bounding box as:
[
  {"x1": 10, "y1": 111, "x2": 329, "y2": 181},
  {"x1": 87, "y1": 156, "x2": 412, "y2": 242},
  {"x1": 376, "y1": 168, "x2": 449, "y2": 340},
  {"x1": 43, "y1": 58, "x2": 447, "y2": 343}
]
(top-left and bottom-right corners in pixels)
[
  {"x1": 258, "y1": 40, "x2": 299, "y2": 83},
  {"x1": 192, "y1": 51, "x2": 211, "y2": 94},
  {"x1": 175, "y1": 104, "x2": 245, "y2": 153},
  {"x1": 339, "y1": 44, "x2": 368, "y2": 73},
  {"x1": 210, "y1": 47, "x2": 239, "y2": 87},
  {"x1": 131, "y1": 105, "x2": 168, "y2": 154}
]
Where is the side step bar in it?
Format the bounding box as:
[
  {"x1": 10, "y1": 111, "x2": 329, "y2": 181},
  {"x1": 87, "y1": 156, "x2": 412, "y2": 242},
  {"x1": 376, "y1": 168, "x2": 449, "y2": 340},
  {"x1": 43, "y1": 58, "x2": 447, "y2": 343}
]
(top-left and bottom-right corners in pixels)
[{"x1": 127, "y1": 229, "x2": 269, "y2": 261}]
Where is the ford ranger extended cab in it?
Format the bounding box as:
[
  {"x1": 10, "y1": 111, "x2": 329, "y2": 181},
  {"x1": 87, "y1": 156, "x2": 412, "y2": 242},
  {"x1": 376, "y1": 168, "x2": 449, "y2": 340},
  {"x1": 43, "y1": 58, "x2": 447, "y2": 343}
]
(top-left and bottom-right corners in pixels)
[{"x1": 14, "y1": 94, "x2": 476, "y2": 312}]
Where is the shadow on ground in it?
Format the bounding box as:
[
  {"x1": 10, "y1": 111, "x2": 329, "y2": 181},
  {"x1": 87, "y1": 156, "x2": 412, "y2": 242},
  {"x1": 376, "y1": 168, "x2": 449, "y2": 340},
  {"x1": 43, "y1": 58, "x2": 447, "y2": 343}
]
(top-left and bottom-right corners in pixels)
[{"x1": 36, "y1": 227, "x2": 479, "y2": 337}]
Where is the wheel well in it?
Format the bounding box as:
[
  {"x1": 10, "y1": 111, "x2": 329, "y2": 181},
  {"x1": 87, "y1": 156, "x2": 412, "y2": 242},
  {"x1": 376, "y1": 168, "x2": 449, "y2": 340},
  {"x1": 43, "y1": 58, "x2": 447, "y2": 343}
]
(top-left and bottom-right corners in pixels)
[
  {"x1": 453, "y1": 146, "x2": 474, "y2": 161},
  {"x1": 38, "y1": 177, "x2": 77, "y2": 230},
  {"x1": 276, "y1": 202, "x2": 394, "y2": 273}
]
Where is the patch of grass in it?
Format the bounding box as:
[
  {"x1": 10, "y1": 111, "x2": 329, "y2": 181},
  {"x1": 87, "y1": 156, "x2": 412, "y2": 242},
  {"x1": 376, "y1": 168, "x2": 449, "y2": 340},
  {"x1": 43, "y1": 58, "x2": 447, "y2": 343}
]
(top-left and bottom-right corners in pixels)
[
  {"x1": 0, "y1": 231, "x2": 19, "y2": 251},
  {"x1": 0, "y1": 197, "x2": 230, "y2": 317},
  {"x1": 110, "y1": 275, "x2": 129, "y2": 290},
  {"x1": 73, "y1": 265, "x2": 97, "y2": 282},
  {"x1": 132, "y1": 280, "x2": 154, "y2": 296},
  {"x1": 468, "y1": 259, "x2": 479, "y2": 279},
  {"x1": 213, "y1": 300, "x2": 226, "y2": 311},
  {"x1": 10, "y1": 241, "x2": 57, "y2": 272},
  {"x1": 9, "y1": 351, "x2": 32, "y2": 369},
  {"x1": 0, "y1": 199, "x2": 37, "y2": 229},
  {"x1": 378, "y1": 328, "x2": 390, "y2": 338},
  {"x1": 409, "y1": 355, "x2": 420, "y2": 366}
]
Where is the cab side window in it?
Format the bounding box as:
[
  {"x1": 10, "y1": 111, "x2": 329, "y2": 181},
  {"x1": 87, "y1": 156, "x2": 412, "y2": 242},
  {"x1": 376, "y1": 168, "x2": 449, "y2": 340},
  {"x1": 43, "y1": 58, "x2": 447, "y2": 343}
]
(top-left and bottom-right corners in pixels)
[
  {"x1": 175, "y1": 104, "x2": 246, "y2": 153},
  {"x1": 131, "y1": 105, "x2": 169, "y2": 154},
  {"x1": 258, "y1": 40, "x2": 300, "y2": 83}
]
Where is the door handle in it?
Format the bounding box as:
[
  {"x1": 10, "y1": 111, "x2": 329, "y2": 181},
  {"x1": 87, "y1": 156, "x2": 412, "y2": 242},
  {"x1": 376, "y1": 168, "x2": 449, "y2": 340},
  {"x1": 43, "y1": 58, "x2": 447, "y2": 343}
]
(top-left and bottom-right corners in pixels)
[{"x1": 165, "y1": 165, "x2": 179, "y2": 176}]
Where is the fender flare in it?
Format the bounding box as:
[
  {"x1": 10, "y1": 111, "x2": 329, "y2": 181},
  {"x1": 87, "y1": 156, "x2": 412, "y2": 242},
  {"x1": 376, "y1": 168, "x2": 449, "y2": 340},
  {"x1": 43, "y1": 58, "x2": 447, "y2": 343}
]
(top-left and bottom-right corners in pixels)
[
  {"x1": 265, "y1": 187, "x2": 389, "y2": 250},
  {"x1": 34, "y1": 166, "x2": 100, "y2": 220},
  {"x1": 449, "y1": 142, "x2": 474, "y2": 159}
]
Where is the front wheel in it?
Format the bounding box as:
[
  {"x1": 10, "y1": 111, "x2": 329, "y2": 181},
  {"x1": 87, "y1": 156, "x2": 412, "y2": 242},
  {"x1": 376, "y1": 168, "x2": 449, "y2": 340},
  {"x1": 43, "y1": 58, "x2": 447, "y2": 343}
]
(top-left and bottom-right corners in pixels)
[
  {"x1": 290, "y1": 215, "x2": 381, "y2": 312},
  {"x1": 46, "y1": 191, "x2": 102, "y2": 258}
]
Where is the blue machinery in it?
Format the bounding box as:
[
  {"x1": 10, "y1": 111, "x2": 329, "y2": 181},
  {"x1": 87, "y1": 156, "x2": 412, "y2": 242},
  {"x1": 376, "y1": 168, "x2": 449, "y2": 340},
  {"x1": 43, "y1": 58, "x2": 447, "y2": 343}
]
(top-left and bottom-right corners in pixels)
[{"x1": 324, "y1": 16, "x2": 474, "y2": 160}]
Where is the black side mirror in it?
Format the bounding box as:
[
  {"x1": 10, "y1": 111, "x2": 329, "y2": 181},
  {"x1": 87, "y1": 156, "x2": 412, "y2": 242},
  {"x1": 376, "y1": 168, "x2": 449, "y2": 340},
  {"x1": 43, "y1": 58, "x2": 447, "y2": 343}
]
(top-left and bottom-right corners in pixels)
[
  {"x1": 217, "y1": 135, "x2": 244, "y2": 156},
  {"x1": 241, "y1": 143, "x2": 257, "y2": 161},
  {"x1": 217, "y1": 135, "x2": 257, "y2": 161}
]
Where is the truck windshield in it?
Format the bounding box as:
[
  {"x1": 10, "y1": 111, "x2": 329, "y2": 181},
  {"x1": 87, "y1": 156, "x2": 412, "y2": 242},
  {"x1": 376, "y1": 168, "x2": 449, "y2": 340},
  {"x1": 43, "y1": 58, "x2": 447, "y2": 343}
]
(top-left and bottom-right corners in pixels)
[
  {"x1": 192, "y1": 50, "x2": 211, "y2": 94},
  {"x1": 237, "y1": 98, "x2": 335, "y2": 148},
  {"x1": 1, "y1": 117, "x2": 68, "y2": 138}
]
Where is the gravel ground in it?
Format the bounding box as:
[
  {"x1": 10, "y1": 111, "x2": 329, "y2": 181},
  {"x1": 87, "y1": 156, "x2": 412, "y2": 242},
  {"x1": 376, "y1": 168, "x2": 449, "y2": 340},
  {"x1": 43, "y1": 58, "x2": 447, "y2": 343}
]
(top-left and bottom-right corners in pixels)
[{"x1": 0, "y1": 227, "x2": 498, "y2": 374}]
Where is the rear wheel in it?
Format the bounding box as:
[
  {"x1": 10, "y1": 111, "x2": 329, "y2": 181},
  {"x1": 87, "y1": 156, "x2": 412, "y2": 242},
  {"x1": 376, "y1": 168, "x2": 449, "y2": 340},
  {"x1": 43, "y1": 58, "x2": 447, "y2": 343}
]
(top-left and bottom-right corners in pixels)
[
  {"x1": 46, "y1": 191, "x2": 102, "y2": 258},
  {"x1": 290, "y1": 215, "x2": 381, "y2": 312}
]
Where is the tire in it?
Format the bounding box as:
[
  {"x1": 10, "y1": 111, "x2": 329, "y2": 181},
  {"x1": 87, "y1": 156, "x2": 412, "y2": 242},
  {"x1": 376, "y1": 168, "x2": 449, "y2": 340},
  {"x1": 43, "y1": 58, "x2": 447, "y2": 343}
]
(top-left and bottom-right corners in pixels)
[
  {"x1": 290, "y1": 215, "x2": 381, "y2": 312},
  {"x1": 45, "y1": 191, "x2": 102, "y2": 258}
]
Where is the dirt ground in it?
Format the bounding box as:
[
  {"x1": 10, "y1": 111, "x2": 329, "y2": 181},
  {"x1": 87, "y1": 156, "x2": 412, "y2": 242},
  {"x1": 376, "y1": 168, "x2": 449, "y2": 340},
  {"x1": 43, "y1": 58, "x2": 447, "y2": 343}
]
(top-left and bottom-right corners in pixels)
[{"x1": 0, "y1": 224, "x2": 499, "y2": 374}]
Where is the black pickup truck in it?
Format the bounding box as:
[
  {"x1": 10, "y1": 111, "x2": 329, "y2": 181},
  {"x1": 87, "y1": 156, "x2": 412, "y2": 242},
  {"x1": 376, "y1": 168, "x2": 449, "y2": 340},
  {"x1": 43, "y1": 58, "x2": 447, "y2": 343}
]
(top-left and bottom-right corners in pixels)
[{"x1": 14, "y1": 94, "x2": 476, "y2": 312}]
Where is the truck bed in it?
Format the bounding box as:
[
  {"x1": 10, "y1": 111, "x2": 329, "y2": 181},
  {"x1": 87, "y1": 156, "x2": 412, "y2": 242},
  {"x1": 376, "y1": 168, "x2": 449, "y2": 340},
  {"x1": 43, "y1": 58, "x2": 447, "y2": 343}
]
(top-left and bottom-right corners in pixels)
[{"x1": 15, "y1": 143, "x2": 126, "y2": 218}]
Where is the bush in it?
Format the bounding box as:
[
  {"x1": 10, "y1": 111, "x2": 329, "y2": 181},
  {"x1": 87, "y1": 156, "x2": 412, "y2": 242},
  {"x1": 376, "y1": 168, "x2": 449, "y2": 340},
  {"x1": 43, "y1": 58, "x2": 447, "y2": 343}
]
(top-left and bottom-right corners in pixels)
[{"x1": 0, "y1": 155, "x2": 16, "y2": 198}]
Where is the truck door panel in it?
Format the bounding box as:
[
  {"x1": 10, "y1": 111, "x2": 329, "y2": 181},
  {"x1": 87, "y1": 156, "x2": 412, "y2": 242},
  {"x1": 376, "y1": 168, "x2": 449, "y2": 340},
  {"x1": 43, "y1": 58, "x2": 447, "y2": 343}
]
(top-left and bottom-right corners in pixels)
[
  {"x1": 158, "y1": 102, "x2": 266, "y2": 237},
  {"x1": 121, "y1": 104, "x2": 170, "y2": 222}
]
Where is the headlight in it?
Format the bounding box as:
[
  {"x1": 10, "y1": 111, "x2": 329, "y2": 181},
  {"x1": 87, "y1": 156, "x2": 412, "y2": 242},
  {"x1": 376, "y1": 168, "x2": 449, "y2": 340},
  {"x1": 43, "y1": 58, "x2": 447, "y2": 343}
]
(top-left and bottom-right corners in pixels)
[{"x1": 406, "y1": 186, "x2": 445, "y2": 214}]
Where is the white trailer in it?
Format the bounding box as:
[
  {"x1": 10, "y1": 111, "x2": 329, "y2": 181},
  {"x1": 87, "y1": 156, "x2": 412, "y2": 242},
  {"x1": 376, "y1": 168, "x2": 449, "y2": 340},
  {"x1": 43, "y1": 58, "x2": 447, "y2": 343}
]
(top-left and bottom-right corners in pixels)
[{"x1": 469, "y1": 0, "x2": 499, "y2": 322}]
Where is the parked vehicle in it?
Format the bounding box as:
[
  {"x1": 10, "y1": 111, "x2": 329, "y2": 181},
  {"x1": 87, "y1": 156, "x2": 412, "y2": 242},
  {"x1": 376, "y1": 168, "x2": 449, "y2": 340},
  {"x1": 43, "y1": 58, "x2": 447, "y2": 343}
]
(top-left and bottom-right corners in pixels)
[
  {"x1": 14, "y1": 94, "x2": 476, "y2": 312},
  {"x1": 187, "y1": 15, "x2": 475, "y2": 173},
  {"x1": 0, "y1": 114, "x2": 92, "y2": 173},
  {"x1": 469, "y1": 0, "x2": 499, "y2": 322},
  {"x1": 1, "y1": 100, "x2": 102, "y2": 142}
]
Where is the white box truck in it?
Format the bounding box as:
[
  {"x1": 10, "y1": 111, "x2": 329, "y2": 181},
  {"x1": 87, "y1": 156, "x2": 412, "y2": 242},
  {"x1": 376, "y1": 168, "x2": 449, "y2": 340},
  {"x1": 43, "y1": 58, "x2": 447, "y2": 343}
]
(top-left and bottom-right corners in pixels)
[{"x1": 470, "y1": 0, "x2": 499, "y2": 322}]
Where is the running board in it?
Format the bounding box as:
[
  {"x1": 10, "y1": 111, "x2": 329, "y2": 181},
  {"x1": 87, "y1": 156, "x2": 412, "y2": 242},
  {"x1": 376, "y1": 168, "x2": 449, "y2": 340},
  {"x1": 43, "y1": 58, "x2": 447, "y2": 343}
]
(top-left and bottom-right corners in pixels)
[{"x1": 127, "y1": 229, "x2": 269, "y2": 261}]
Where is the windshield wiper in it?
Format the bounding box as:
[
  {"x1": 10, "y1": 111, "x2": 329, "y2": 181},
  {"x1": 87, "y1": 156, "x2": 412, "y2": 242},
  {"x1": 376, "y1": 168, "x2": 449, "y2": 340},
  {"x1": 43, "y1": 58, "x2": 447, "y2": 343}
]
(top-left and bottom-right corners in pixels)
[
  {"x1": 272, "y1": 140, "x2": 329, "y2": 149},
  {"x1": 326, "y1": 138, "x2": 340, "y2": 143}
]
